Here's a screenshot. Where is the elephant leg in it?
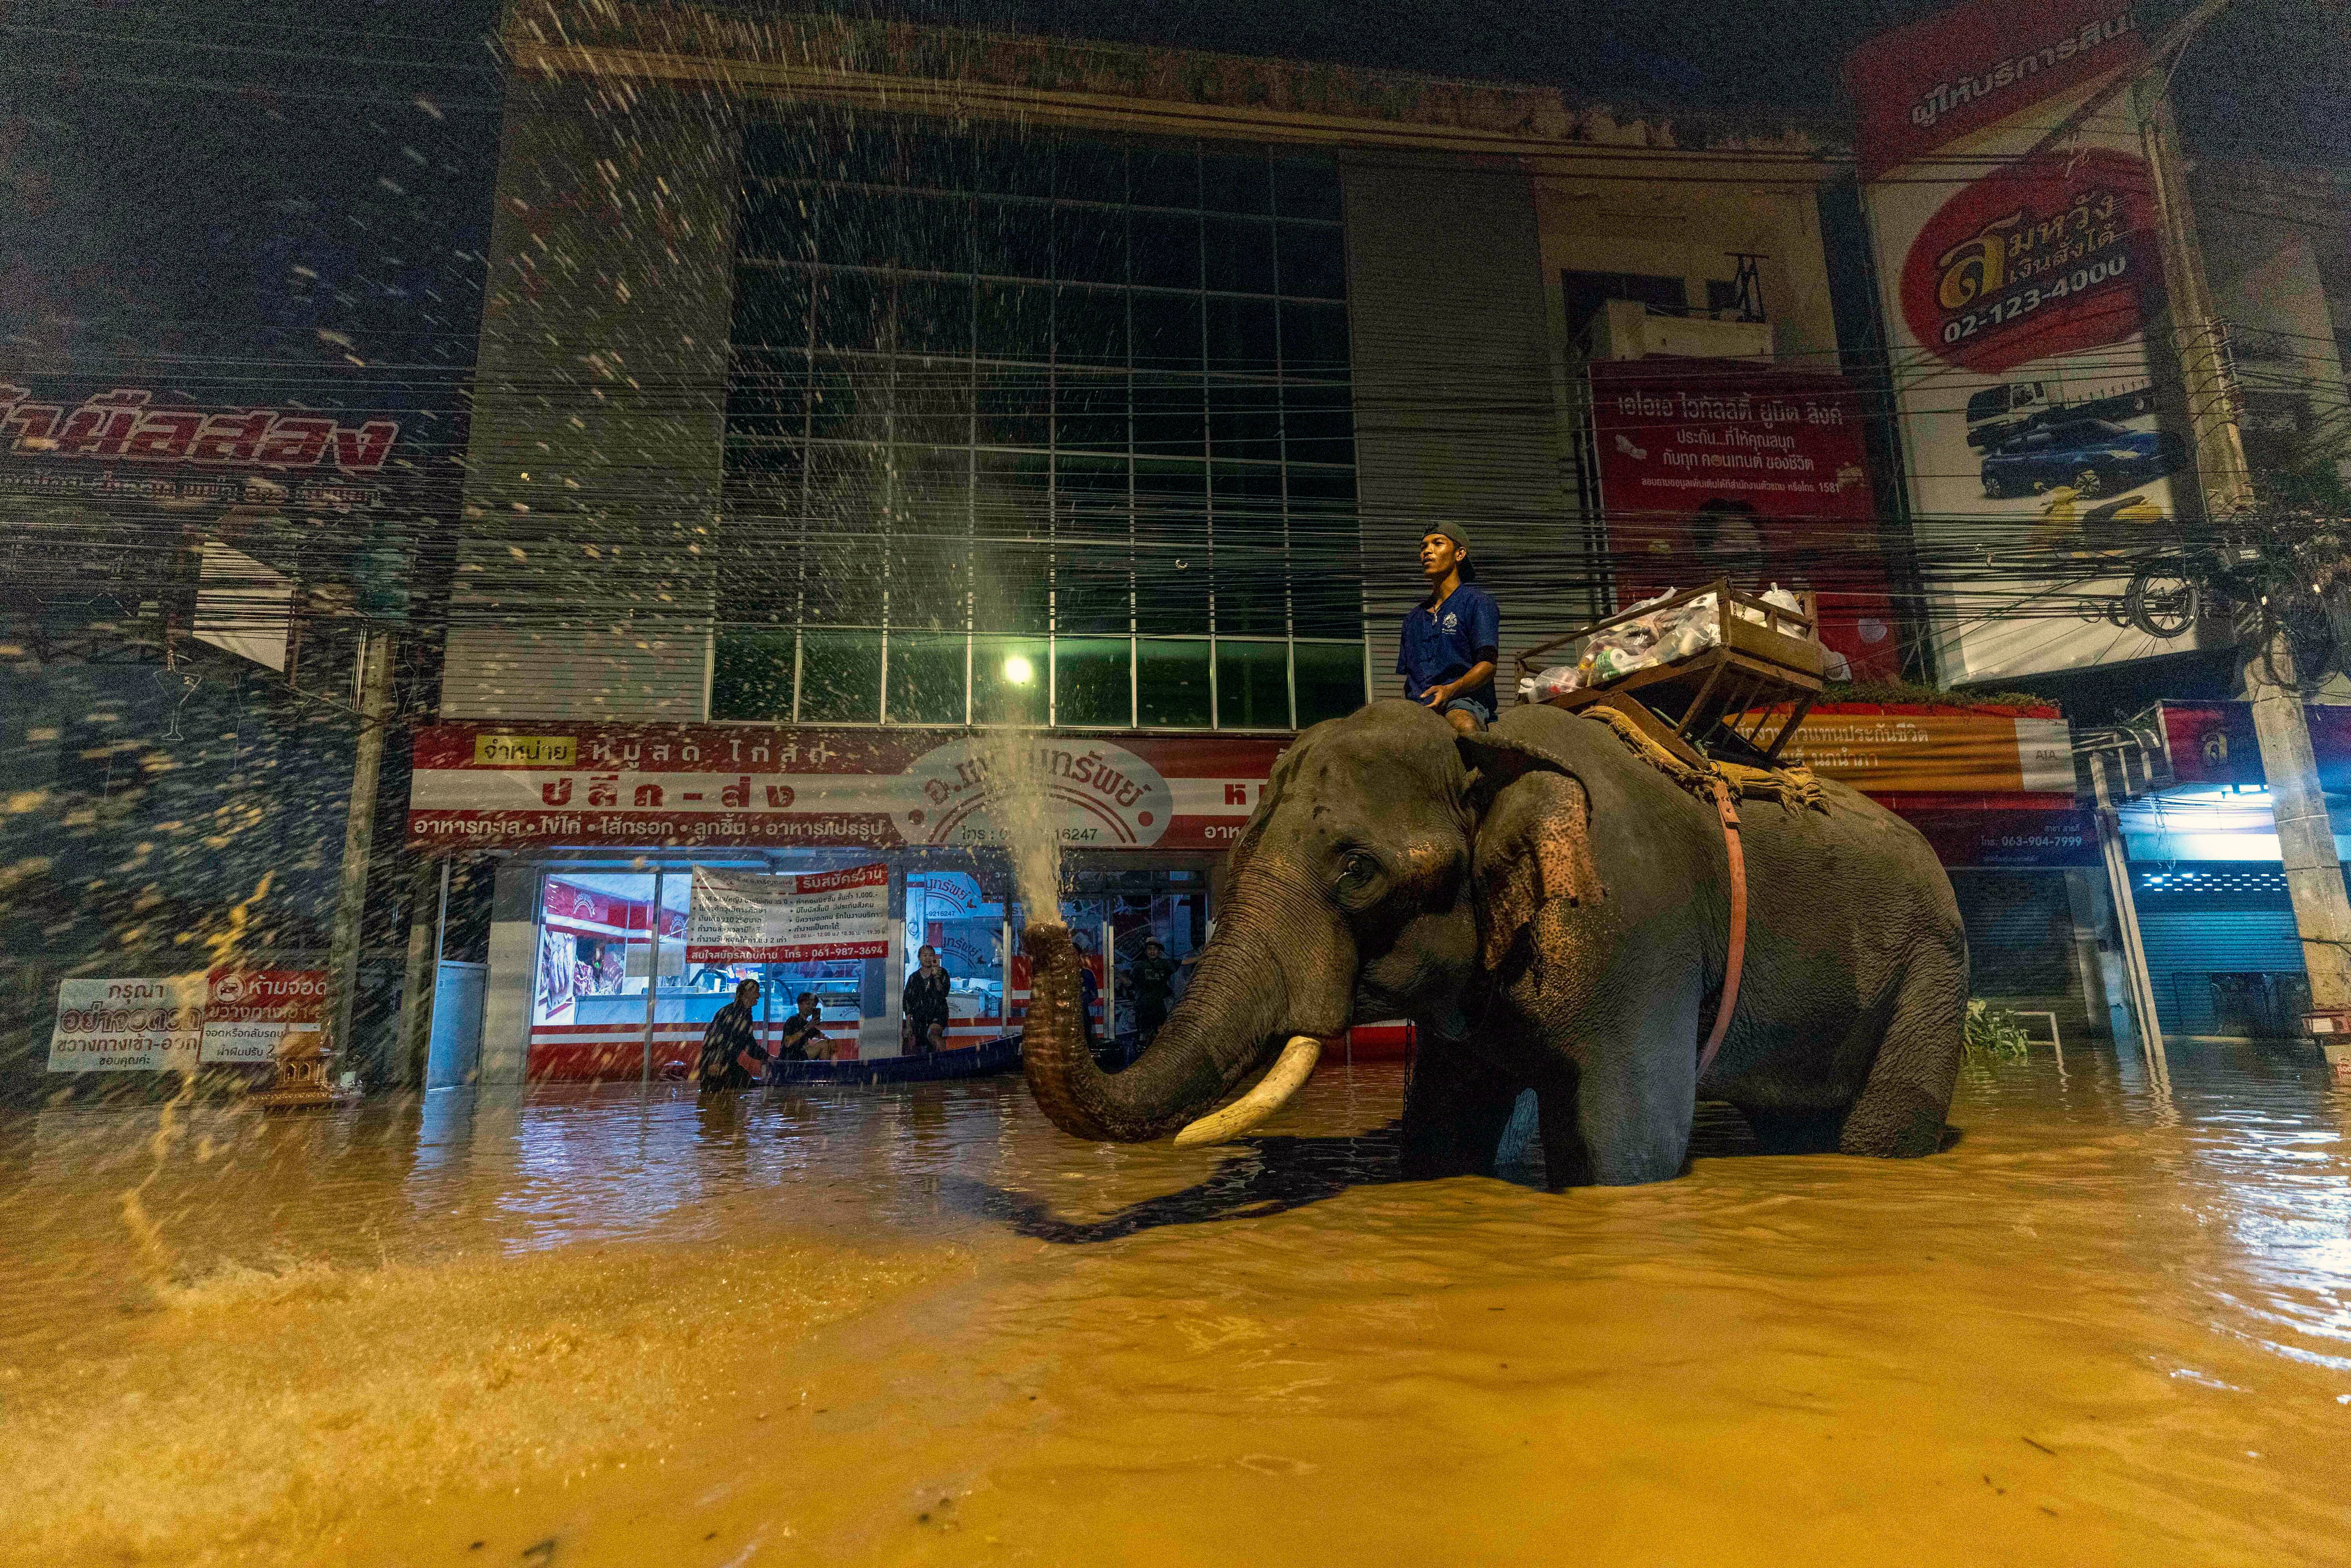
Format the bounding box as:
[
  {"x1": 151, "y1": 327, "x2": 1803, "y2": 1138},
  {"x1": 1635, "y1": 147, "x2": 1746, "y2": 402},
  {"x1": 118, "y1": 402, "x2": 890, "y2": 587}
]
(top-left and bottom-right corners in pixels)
[
  {"x1": 1839, "y1": 951, "x2": 1965, "y2": 1159},
  {"x1": 1400, "y1": 1047, "x2": 1523, "y2": 1179},
  {"x1": 1555, "y1": 991, "x2": 1702, "y2": 1186}
]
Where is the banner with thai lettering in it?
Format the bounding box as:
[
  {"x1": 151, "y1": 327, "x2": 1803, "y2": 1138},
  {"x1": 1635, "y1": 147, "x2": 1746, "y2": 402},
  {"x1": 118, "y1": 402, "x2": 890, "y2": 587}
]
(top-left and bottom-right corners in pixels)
[
  {"x1": 0, "y1": 382, "x2": 400, "y2": 508},
  {"x1": 1846, "y1": 0, "x2": 2197, "y2": 684},
  {"x1": 409, "y1": 725, "x2": 1290, "y2": 851},
  {"x1": 47, "y1": 976, "x2": 206, "y2": 1073},
  {"x1": 1587, "y1": 361, "x2": 1900, "y2": 682},
  {"x1": 199, "y1": 969, "x2": 328, "y2": 1065},
  {"x1": 686, "y1": 864, "x2": 889, "y2": 964},
  {"x1": 1770, "y1": 708, "x2": 2076, "y2": 795}
]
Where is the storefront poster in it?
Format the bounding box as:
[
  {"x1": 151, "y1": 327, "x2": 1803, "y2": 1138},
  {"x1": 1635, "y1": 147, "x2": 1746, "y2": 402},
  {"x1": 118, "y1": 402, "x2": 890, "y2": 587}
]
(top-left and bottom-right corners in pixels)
[
  {"x1": 2158, "y1": 701, "x2": 2351, "y2": 793},
  {"x1": 47, "y1": 976, "x2": 206, "y2": 1073},
  {"x1": 1898, "y1": 805, "x2": 2100, "y2": 867},
  {"x1": 686, "y1": 864, "x2": 889, "y2": 964},
  {"x1": 198, "y1": 969, "x2": 327, "y2": 1065},
  {"x1": 409, "y1": 725, "x2": 1287, "y2": 851},
  {"x1": 1587, "y1": 361, "x2": 1900, "y2": 681},
  {"x1": 1846, "y1": 0, "x2": 2194, "y2": 684}
]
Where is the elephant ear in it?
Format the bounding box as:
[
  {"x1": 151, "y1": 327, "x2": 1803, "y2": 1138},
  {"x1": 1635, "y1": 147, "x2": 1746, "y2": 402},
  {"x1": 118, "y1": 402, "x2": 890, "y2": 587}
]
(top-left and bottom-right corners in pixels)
[{"x1": 1456, "y1": 735, "x2": 1604, "y2": 972}]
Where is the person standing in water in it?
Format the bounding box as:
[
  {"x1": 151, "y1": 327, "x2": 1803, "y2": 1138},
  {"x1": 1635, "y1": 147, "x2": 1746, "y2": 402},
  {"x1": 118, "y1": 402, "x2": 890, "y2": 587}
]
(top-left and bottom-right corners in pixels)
[
  {"x1": 1398, "y1": 521, "x2": 1499, "y2": 735},
  {"x1": 696, "y1": 977, "x2": 771, "y2": 1092},
  {"x1": 903, "y1": 945, "x2": 952, "y2": 1055}
]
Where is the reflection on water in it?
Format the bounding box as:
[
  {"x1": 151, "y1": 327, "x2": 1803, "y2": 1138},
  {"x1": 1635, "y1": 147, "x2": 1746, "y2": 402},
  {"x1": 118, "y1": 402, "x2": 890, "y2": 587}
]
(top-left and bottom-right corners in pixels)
[{"x1": 1, "y1": 1045, "x2": 2346, "y2": 1565}]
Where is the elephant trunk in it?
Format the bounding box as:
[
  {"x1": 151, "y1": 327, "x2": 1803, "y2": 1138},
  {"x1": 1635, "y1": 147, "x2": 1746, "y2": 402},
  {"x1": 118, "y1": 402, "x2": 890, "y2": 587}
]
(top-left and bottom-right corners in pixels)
[{"x1": 1020, "y1": 871, "x2": 1347, "y2": 1143}]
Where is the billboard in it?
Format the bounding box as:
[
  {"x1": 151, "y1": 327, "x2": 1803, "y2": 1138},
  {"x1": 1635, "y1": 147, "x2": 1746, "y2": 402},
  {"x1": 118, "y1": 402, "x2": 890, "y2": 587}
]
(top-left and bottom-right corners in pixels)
[
  {"x1": 1588, "y1": 360, "x2": 1902, "y2": 682},
  {"x1": 685, "y1": 865, "x2": 891, "y2": 964},
  {"x1": 1845, "y1": 0, "x2": 2195, "y2": 685}
]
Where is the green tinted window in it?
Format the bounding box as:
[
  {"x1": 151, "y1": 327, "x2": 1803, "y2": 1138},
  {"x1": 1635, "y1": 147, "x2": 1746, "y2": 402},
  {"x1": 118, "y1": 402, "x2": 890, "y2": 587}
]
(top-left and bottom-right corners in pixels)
[
  {"x1": 798, "y1": 630, "x2": 882, "y2": 722},
  {"x1": 1215, "y1": 639, "x2": 1290, "y2": 729},
  {"x1": 885, "y1": 634, "x2": 967, "y2": 725},
  {"x1": 1293, "y1": 641, "x2": 1366, "y2": 727},
  {"x1": 1137, "y1": 639, "x2": 1212, "y2": 728},
  {"x1": 972, "y1": 636, "x2": 1051, "y2": 726},
  {"x1": 1055, "y1": 638, "x2": 1133, "y2": 728},
  {"x1": 710, "y1": 630, "x2": 797, "y2": 722}
]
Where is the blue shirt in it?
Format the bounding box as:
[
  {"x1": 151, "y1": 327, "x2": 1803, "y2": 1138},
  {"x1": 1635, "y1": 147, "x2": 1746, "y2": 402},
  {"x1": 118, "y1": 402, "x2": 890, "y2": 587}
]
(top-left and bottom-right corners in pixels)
[{"x1": 1398, "y1": 581, "x2": 1500, "y2": 712}]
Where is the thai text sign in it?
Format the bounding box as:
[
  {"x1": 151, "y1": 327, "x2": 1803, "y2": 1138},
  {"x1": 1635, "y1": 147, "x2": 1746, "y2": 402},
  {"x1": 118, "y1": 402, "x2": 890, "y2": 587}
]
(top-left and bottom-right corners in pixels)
[
  {"x1": 1587, "y1": 361, "x2": 1898, "y2": 682},
  {"x1": 1, "y1": 384, "x2": 400, "y2": 508},
  {"x1": 409, "y1": 724, "x2": 1285, "y2": 851},
  {"x1": 199, "y1": 969, "x2": 328, "y2": 1065},
  {"x1": 1769, "y1": 709, "x2": 2076, "y2": 795},
  {"x1": 686, "y1": 864, "x2": 889, "y2": 964},
  {"x1": 47, "y1": 977, "x2": 206, "y2": 1073}
]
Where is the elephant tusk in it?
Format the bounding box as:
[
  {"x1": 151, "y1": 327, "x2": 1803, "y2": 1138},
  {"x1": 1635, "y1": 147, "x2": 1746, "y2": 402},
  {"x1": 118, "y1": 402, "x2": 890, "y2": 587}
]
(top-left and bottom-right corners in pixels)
[{"x1": 1172, "y1": 1036, "x2": 1323, "y2": 1148}]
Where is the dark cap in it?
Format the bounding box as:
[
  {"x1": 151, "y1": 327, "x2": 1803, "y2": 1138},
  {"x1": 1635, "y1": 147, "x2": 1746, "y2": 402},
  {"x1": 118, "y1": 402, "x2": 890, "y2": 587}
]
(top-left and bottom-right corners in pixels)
[{"x1": 1420, "y1": 521, "x2": 1470, "y2": 552}]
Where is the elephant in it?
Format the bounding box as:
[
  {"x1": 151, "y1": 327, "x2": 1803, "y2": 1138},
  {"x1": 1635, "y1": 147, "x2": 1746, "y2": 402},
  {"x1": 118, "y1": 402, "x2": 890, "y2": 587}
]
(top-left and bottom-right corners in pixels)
[{"x1": 1020, "y1": 698, "x2": 1967, "y2": 1187}]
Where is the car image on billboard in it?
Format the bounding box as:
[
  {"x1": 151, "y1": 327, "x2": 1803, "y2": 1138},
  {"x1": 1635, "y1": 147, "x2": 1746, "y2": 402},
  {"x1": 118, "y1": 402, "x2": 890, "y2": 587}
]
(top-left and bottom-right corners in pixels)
[{"x1": 1980, "y1": 418, "x2": 2185, "y2": 499}]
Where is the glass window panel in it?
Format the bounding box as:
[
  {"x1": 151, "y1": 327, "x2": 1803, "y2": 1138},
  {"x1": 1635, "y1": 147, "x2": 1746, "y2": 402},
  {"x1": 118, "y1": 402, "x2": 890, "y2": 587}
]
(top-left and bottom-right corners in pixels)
[
  {"x1": 1130, "y1": 292, "x2": 1203, "y2": 372},
  {"x1": 814, "y1": 186, "x2": 896, "y2": 268},
  {"x1": 1053, "y1": 204, "x2": 1126, "y2": 285},
  {"x1": 976, "y1": 279, "x2": 1053, "y2": 360},
  {"x1": 1053, "y1": 285, "x2": 1128, "y2": 366},
  {"x1": 975, "y1": 198, "x2": 1053, "y2": 280},
  {"x1": 807, "y1": 356, "x2": 859, "y2": 440},
  {"x1": 1282, "y1": 383, "x2": 1357, "y2": 466},
  {"x1": 1131, "y1": 375, "x2": 1205, "y2": 458},
  {"x1": 973, "y1": 449, "x2": 1051, "y2": 538},
  {"x1": 813, "y1": 116, "x2": 900, "y2": 186},
  {"x1": 1277, "y1": 299, "x2": 1349, "y2": 377},
  {"x1": 1215, "y1": 639, "x2": 1290, "y2": 729},
  {"x1": 814, "y1": 271, "x2": 884, "y2": 352},
  {"x1": 744, "y1": 120, "x2": 814, "y2": 180},
  {"x1": 974, "y1": 553, "x2": 1051, "y2": 636},
  {"x1": 886, "y1": 633, "x2": 967, "y2": 724},
  {"x1": 1198, "y1": 149, "x2": 1273, "y2": 214},
  {"x1": 722, "y1": 435, "x2": 806, "y2": 489},
  {"x1": 1288, "y1": 526, "x2": 1364, "y2": 638},
  {"x1": 1130, "y1": 210, "x2": 1202, "y2": 292},
  {"x1": 892, "y1": 362, "x2": 974, "y2": 449},
  {"x1": 972, "y1": 635, "x2": 1051, "y2": 726},
  {"x1": 907, "y1": 130, "x2": 974, "y2": 195},
  {"x1": 710, "y1": 630, "x2": 797, "y2": 721},
  {"x1": 734, "y1": 264, "x2": 813, "y2": 347},
  {"x1": 895, "y1": 276, "x2": 972, "y2": 357},
  {"x1": 798, "y1": 630, "x2": 882, "y2": 722},
  {"x1": 1054, "y1": 140, "x2": 1125, "y2": 204},
  {"x1": 1202, "y1": 216, "x2": 1277, "y2": 295},
  {"x1": 1213, "y1": 529, "x2": 1288, "y2": 637},
  {"x1": 1054, "y1": 370, "x2": 1130, "y2": 454},
  {"x1": 1054, "y1": 637, "x2": 1133, "y2": 727},
  {"x1": 1293, "y1": 641, "x2": 1366, "y2": 726},
  {"x1": 1054, "y1": 459, "x2": 1133, "y2": 637},
  {"x1": 975, "y1": 136, "x2": 1054, "y2": 198},
  {"x1": 1277, "y1": 222, "x2": 1348, "y2": 299},
  {"x1": 896, "y1": 190, "x2": 974, "y2": 273},
  {"x1": 1128, "y1": 143, "x2": 1200, "y2": 209},
  {"x1": 1137, "y1": 638, "x2": 1212, "y2": 728},
  {"x1": 1204, "y1": 296, "x2": 1279, "y2": 374},
  {"x1": 1272, "y1": 158, "x2": 1344, "y2": 222},
  {"x1": 1207, "y1": 381, "x2": 1281, "y2": 462},
  {"x1": 739, "y1": 183, "x2": 819, "y2": 263},
  {"x1": 976, "y1": 366, "x2": 1051, "y2": 449},
  {"x1": 726, "y1": 353, "x2": 808, "y2": 438}
]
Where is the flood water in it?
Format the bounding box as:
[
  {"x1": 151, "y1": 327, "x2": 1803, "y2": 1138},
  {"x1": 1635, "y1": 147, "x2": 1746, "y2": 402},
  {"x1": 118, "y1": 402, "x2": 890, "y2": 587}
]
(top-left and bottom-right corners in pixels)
[{"x1": 3, "y1": 1046, "x2": 2347, "y2": 1566}]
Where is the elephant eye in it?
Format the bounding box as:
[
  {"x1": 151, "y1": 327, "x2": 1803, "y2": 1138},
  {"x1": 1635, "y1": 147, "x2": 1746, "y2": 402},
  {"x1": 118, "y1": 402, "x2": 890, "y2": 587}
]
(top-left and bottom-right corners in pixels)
[{"x1": 1336, "y1": 851, "x2": 1380, "y2": 892}]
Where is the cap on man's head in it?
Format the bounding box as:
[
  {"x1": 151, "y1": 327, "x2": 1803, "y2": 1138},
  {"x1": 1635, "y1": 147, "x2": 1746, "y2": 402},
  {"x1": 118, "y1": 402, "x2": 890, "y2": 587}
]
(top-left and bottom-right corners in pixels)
[{"x1": 1422, "y1": 520, "x2": 1471, "y2": 553}]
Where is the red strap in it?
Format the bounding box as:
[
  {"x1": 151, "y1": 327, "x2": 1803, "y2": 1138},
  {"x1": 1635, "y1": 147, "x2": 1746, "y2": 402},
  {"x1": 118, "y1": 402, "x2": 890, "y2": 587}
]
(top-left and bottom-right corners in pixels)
[{"x1": 1698, "y1": 777, "x2": 1746, "y2": 1082}]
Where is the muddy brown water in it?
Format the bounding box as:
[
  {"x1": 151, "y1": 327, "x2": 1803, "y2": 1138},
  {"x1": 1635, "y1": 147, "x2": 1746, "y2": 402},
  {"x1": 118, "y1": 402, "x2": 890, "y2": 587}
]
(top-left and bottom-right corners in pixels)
[{"x1": 2, "y1": 1047, "x2": 2347, "y2": 1566}]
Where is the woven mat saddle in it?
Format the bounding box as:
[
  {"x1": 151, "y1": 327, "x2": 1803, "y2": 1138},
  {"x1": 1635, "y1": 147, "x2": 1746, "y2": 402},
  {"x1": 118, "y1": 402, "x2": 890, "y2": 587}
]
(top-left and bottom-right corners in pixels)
[{"x1": 1573, "y1": 703, "x2": 1830, "y2": 816}]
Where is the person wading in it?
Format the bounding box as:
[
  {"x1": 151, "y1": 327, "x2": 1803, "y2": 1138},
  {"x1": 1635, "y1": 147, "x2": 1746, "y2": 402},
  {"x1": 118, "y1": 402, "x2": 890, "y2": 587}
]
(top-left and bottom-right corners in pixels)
[
  {"x1": 1398, "y1": 521, "x2": 1499, "y2": 736},
  {"x1": 1123, "y1": 937, "x2": 1194, "y2": 1047},
  {"x1": 696, "y1": 977, "x2": 772, "y2": 1092},
  {"x1": 903, "y1": 945, "x2": 952, "y2": 1055}
]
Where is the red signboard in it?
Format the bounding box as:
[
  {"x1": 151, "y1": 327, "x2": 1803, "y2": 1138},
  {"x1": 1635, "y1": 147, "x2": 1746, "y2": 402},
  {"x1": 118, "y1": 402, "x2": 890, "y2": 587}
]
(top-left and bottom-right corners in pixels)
[
  {"x1": 409, "y1": 724, "x2": 1289, "y2": 852},
  {"x1": 1899, "y1": 147, "x2": 2155, "y2": 375},
  {"x1": 2158, "y1": 702, "x2": 2351, "y2": 793},
  {"x1": 1896, "y1": 805, "x2": 2099, "y2": 867},
  {"x1": 1842, "y1": 0, "x2": 2148, "y2": 181},
  {"x1": 1587, "y1": 360, "x2": 1901, "y2": 682}
]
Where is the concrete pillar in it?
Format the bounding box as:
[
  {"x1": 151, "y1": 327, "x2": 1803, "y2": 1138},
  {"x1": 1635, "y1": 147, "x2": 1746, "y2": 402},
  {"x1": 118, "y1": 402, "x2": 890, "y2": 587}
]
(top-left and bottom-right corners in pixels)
[
  {"x1": 477, "y1": 860, "x2": 541, "y2": 1086},
  {"x1": 324, "y1": 626, "x2": 395, "y2": 1085},
  {"x1": 394, "y1": 856, "x2": 447, "y2": 1090}
]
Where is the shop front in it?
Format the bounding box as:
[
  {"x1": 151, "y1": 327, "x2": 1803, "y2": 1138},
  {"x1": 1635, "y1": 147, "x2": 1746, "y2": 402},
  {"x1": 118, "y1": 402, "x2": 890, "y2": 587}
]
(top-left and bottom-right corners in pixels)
[{"x1": 408, "y1": 722, "x2": 1282, "y2": 1081}]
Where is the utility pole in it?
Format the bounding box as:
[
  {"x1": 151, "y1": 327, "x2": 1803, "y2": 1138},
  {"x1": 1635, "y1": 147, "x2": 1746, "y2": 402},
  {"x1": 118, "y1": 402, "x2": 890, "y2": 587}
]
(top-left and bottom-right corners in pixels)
[
  {"x1": 325, "y1": 625, "x2": 397, "y2": 1086},
  {"x1": 2137, "y1": 81, "x2": 2351, "y2": 1072}
]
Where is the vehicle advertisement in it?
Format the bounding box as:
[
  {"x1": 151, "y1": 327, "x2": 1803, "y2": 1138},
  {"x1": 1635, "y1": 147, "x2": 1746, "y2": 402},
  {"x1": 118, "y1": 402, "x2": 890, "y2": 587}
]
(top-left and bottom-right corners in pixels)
[
  {"x1": 1587, "y1": 360, "x2": 1902, "y2": 682},
  {"x1": 1845, "y1": 0, "x2": 2197, "y2": 685}
]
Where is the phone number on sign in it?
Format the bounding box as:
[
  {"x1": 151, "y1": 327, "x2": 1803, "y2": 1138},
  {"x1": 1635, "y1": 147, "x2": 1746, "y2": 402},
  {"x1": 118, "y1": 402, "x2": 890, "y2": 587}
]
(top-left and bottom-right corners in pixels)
[{"x1": 1940, "y1": 254, "x2": 2130, "y2": 345}]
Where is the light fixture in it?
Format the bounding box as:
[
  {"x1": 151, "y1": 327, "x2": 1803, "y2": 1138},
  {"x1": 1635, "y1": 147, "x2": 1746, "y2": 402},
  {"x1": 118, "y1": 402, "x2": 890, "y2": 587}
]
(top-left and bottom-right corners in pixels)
[{"x1": 1003, "y1": 654, "x2": 1035, "y2": 685}]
